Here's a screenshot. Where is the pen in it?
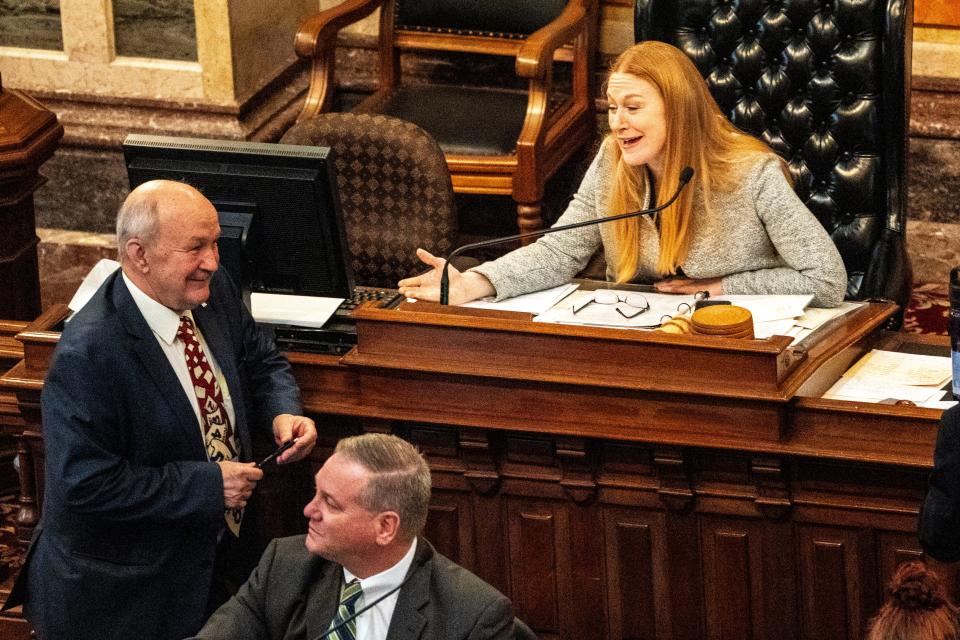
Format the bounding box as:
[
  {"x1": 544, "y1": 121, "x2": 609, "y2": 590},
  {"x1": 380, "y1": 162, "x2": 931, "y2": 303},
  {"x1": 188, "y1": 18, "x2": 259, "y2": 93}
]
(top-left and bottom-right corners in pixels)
[{"x1": 255, "y1": 439, "x2": 297, "y2": 468}]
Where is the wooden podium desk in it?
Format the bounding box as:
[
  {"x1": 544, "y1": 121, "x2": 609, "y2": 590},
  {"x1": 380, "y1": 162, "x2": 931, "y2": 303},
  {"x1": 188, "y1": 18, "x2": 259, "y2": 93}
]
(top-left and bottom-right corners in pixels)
[{"x1": 0, "y1": 300, "x2": 953, "y2": 640}]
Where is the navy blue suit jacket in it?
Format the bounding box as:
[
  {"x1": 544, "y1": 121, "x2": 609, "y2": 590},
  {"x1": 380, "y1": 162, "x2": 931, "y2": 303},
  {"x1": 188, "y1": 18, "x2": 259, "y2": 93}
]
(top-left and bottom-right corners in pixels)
[
  {"x1": 920, "y1": 404, "x2": 960, "y2": 562},
  {"x1": 15, "y1": 269, "x2": 302, "y2": 640}
]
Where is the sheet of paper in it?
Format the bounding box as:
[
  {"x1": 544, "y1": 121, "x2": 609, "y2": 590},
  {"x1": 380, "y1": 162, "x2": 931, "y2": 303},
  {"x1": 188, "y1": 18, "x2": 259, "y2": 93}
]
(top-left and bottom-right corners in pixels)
[
  {"x1": 823, "y1": 377, "x2": 946, "y2": 405},
  {"x1": 753, "y1": 319, "x2": 797, "y2": 340},
  {"x1": 463, "y1": 283, "x2": 579, "y2": 315},
  {"x1": 793, "y1": 302, "x2": 859, "y2": 330},
  {"x1": 534, "y1": 289, "x2": 697, "y2": 328},
  {"x1": 68, "y1": 258, "x2": 120, "y2": 312},
  {"x1": 923, "y1": 400, "x2": 960, "y2": 410},
  {"x1": 251, "y1": 293, "x2": 343, "y2": 328},
  {"x1": 844, "y1": 350, "x2": 952, "y2": 388}
]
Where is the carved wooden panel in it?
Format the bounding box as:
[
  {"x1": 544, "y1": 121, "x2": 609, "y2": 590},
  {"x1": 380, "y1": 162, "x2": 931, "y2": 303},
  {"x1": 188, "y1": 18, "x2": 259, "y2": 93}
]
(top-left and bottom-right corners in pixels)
[
  {"x1": 701, "y1": 520, "x2": 756, "y2": 640},
  {"x1": 797, "y1": 526, "x2": 876, "y2": 640},
  {"x1": 424, "y1": 502, "x2": 463, "y2": 563},
  {"x1": 877, "y1": 530, "x2": 925, "y2": 599},
  {"x1": 508, "y1": 500, "x2": 562, "y2": 633},
  {"x1": 602, "y1": 507, "x2": 663, "y2": 640}
]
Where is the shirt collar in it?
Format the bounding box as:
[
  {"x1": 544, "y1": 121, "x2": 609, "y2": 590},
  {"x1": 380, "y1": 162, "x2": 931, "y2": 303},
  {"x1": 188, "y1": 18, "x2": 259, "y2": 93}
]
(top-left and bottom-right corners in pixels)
[
  {"x1": 122, "y1": 271, "x2": 187, "y2": 346},
  {"x1": 343, "y1": 538, "x2": 418, "y2": 602}
]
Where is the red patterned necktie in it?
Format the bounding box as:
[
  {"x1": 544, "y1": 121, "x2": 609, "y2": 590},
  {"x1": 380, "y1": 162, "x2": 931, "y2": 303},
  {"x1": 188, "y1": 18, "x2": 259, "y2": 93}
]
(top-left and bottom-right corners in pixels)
[{"x1": 177, "y1": 315, "x2": 242, "y2": 536}]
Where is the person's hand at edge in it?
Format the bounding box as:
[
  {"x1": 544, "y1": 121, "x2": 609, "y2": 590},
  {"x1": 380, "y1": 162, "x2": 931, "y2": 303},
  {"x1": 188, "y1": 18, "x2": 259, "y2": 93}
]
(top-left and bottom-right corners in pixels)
[
  {"x1": 397, "y1": 248, "x2": 495, "y2": 305},
  {"x1": 271, "y1": 414, "x2": 317, "y2": 463}
]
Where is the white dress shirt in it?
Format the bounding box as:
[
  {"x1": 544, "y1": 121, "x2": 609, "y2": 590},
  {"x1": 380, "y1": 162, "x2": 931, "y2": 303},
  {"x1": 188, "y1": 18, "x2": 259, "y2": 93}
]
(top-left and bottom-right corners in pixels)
[
  {"x1": 122, "y1": 272, "x2": 237, "y2": 440},
  {"x1": 342, "y1": 538, "x2": 418, "y2": 640}
]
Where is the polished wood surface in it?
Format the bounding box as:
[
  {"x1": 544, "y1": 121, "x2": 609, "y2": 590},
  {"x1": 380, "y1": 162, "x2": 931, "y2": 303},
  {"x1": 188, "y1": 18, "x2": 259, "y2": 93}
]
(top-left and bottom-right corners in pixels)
[
  {"x1": 916, "y1": 0, "x2": 960, "y2": 27},
  {"x1": 0, "y1": 81, "x2": 63, "y2": 321},
  {"x1": 0, "y1": 302, "x2": 953, "y2": 639},
  {"x1": 0, "y1": 319, "x2": 27, "y2": 433}
]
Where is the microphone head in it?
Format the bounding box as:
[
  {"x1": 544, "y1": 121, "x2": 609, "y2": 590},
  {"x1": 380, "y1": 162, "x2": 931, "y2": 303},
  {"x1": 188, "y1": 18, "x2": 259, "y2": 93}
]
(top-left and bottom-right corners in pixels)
[{"x1": 679, "y1": 166, "x2": 695, "y2": 184}]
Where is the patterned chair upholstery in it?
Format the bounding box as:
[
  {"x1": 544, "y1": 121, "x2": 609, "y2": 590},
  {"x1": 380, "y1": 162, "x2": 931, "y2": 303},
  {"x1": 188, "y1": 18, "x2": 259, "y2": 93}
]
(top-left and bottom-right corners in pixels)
[
  {"x1": 281, "y1": 113, "x2": 458, "y2": 289},
  {"x1": 635, "y1": 0, "x2": 913, "y2": 317}
]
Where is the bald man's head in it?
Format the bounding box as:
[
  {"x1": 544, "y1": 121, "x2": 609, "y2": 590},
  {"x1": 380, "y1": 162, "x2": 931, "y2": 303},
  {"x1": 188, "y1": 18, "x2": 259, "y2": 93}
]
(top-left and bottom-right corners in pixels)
[
  {"x1": 118, "y1": 180, "x2": 221, "y2": 311},
  {"x1": 117, "y1": 180, "x2": 208, "y2": 253}
]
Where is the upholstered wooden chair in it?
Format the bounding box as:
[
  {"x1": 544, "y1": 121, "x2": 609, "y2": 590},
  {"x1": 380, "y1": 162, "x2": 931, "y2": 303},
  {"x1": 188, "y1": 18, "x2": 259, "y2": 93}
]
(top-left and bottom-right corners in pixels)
[
  {"x1": 636, "y1": 0, "x2": 913, "y2": 319},
  {"x1": 293, "y1": 0, "x2": 600, "y2": 242},
  {"x1": 281, "y1": 112, "x2": 458, "y2": 289}
]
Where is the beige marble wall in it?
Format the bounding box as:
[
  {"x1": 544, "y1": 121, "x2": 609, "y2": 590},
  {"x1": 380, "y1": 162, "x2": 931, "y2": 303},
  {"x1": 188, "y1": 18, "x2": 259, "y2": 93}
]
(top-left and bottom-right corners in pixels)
[
  {"x1": 2, "y1": 0, "x2": 317, "y2": 108},
  {"x1": 36, "y1": 229, "x2": 117, "y2": 311},
  {"x1": 3, "y1": 0, "x2": 207, "y2": 102}
]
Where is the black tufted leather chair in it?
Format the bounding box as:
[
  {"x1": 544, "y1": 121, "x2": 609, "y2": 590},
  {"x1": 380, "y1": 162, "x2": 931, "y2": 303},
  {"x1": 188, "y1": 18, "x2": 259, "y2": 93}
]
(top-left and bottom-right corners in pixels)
[
  {"x1": 293, "y1": 0, "x2": 599, "y2": 243},
  {"x1": 635, "y1": 0, "x2": 913, "y2": 316},
  {"x1": 281, "y1": 113, "x2": 458, "y2": 289}
]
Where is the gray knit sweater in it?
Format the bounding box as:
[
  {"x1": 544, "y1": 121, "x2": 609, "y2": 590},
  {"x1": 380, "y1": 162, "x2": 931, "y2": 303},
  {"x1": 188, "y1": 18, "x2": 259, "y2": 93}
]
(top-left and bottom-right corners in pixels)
[{"x1": 473, "y1": 144, "x2": 847, "y2": 307}]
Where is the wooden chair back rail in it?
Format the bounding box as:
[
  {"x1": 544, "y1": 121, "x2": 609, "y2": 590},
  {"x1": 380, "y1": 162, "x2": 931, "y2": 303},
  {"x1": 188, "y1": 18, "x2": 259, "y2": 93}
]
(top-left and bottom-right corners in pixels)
[{"x1": 390, "y1": 32, "x2": 576, "y2": 61}]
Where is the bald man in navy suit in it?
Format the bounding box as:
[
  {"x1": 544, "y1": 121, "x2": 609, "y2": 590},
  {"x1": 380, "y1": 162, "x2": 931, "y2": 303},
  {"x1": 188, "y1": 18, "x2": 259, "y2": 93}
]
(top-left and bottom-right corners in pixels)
[{"x1": 7, "y1": 181, "x2": 318, "y2": 640}]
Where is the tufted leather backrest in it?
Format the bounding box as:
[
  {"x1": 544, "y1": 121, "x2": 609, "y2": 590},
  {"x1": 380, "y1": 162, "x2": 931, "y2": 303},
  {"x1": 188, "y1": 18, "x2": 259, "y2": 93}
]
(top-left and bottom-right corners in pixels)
[
  {"x1": 396, "y1": 0, "x2": 568, "y2": 38},
  {"x1": 635, "y1": 0, "x2": 912, "y2": 306},
  {"x1": 281, "y1": 113, "x2": 458, "y2": 289}
]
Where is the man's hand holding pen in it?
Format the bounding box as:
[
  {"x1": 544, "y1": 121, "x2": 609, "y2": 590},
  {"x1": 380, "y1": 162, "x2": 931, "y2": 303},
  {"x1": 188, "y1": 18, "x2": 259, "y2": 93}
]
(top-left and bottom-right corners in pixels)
[
  {"x1": 256, "y1": 439, "x2": 297, "y2": 469},
  {"x1": 271, "y1": 414, "x2": 318, "y2": 464}
]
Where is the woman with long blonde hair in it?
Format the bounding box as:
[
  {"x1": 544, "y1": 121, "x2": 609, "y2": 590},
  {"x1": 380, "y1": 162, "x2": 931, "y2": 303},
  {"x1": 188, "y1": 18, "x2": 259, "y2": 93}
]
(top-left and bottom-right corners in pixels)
[{"x1": 399, "y1": 41, "x2": 847, "y2": 308}]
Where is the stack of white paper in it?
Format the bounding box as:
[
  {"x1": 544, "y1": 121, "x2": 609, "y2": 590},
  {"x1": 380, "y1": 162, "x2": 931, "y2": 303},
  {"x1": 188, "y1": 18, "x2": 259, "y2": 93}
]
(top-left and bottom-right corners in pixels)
[
  {"x1": 748, "y1": 300, "x2": 858, "y2": 341},
  {"x1": 823, "y1": 349, "x2": 956, "y2": 408},
  {"x1": 251, "y1": 293, "x2": 343, "y2": 328},
  {"x1": 462, "y1": 283, "x2": 579, "y2": 315},
  {"x1": 534, "y1": 290, "x2": 699, "y2": 329}
]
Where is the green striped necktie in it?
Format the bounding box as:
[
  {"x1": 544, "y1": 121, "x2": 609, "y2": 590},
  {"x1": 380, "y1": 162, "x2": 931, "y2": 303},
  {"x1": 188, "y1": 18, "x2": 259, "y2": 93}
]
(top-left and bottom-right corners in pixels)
[{"x1": 327, "y1": 578, "x2": 363, "y2": 640}]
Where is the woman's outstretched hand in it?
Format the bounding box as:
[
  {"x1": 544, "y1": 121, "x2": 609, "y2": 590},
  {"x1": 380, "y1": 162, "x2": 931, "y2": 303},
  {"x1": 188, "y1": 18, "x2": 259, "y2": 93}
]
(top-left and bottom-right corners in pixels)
[
  {"x1": 654, "y1": 276, "x2": 723, "y2": 297},
  {"x1": 397, "y1": 248, "x2": 495, "y2": 305}
]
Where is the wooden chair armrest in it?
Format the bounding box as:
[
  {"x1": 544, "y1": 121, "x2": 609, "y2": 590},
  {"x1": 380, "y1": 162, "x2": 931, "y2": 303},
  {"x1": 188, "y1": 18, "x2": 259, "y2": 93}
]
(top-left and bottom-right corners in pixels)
[
  {"x1": 516, "y1": 2, "x2": 589, "y2": 79},
  {"x1": 294, "y1": 0, "x2": 385, "y2": 59}
]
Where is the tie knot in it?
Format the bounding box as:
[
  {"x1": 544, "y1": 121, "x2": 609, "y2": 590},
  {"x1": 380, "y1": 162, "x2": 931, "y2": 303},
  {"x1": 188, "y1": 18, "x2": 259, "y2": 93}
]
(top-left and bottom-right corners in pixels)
[
  {"x1": 177, "y1": 315, "x2": 195, "y2": 342},
  {"x1": 340, "y1": 579, "x2": 363, "y2": 610}
]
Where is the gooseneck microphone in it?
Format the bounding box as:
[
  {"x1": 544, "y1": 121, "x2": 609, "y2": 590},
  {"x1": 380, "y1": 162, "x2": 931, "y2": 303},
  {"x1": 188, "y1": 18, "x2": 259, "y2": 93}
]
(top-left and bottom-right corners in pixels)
[{"x1": 439, "y1": 166, "x2": 695, "y2": 305}]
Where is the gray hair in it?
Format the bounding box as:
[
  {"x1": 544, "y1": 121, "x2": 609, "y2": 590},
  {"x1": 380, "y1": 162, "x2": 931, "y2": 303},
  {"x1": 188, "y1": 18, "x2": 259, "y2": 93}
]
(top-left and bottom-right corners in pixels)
[
  {"x1": 116, "y1": 188, "x2": 162, "y2": 252},
  {"x1": 335, "y1": 433, "x2": 431, "y2": 539}
]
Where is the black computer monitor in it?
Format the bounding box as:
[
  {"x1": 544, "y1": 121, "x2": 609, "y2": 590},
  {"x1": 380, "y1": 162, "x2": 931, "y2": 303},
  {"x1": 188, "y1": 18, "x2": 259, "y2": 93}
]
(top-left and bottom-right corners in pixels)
[{"x1": 122, "y1": 134, "x2": 353, "y2": 304}]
